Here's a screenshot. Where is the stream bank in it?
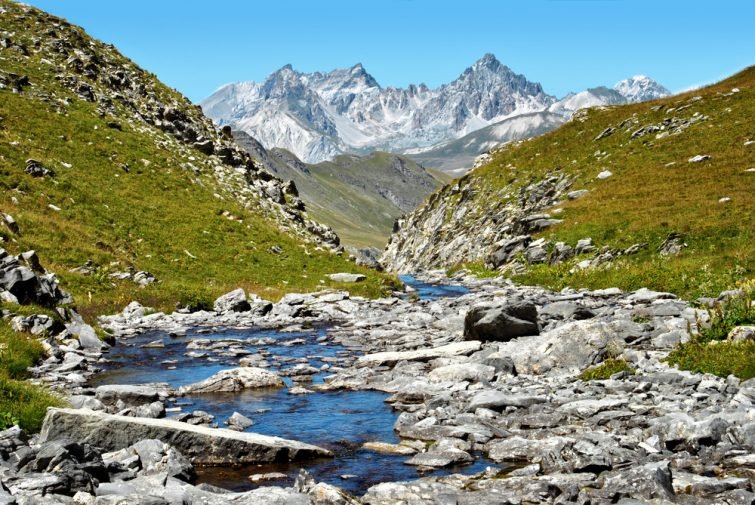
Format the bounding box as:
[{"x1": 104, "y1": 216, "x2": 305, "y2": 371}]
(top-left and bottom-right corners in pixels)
[{"x1": 6, "y1": 272, "x2": 755, "y2": 503}]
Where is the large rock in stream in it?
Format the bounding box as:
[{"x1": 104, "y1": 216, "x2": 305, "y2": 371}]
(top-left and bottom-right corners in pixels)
[
  {"x1": 39, "y1": 408, "x2": 332, "y2": 465},
  {"x1": 178, "y1": 367, "x2": 284, "y2": 394}
]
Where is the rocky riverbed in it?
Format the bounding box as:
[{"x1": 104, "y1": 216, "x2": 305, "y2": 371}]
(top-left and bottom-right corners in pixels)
[{"x1": 3, "y1": 272, "x2": 754, "y2": 504}]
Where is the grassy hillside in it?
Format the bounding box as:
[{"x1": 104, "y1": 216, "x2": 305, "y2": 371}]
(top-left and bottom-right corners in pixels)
[
  {"x1": 306, "y1": 153, "x2": 441, "y2": 248},
  {"x1": 388, "y1": 67, "x2": 754, "y2": 300},
  {"x1": 234, "y1": 131, "x2": 442, "y2": 249},
  {"x1": 0, "y1": 0, "x2": 396, "y2": 320}
]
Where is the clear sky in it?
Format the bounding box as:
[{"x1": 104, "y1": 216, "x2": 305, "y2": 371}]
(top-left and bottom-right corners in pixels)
[{"x1": 23, "y1": 0, "x2": 755, "y2": 103}]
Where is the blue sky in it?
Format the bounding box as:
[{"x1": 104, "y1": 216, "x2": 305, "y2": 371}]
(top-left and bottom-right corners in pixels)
[{"x1": 25, "y1": 0, "x2": 755, "y2": 103}]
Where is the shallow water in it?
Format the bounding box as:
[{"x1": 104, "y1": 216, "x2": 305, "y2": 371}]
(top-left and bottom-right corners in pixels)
[
  {"x1": 93, "y1": 280, "x2": 495, "y2": 495},
  {"x1": 399, "y1": 274, "x2": 469, "y2": 299}
]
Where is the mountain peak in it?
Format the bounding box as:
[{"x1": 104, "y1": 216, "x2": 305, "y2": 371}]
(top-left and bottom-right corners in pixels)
[
  {"x1": 473, "y1": 53, "x2": 504, "y2": 72},
  {"x1": 203, "y1": 54, "x2": 555, "y2": 162},
  {"x1": 614, "y1": 75, "x2": 671, "y2": 103}
]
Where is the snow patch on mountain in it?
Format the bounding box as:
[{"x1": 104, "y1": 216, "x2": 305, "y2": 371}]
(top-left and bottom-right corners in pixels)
[
  {"x1": 201, "y1": 54, "x2": 556, "y2": 163},
  {"x1": 614, "y1": 75, "x2": 671, "y2": 103}
]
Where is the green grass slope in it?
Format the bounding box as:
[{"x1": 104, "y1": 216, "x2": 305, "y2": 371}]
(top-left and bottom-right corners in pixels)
[
  {"x1": 0, "y1": 0, "x2": 396, "y2": 319},
  {"x1": 388, "y1": 67, "x2": 754, "y2": 300},
  {"x1": 306, "y1": 153, "x2": 441, "y2": 248},
  {"x1": 234, "y1": 131, "x2": 442, "y2": 249}
]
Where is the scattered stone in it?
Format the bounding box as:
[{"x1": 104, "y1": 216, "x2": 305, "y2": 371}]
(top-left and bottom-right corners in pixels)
[
  {"x1": 658, "y1": 232, "x2": 686, "y2": 256},
  {"x1": 25, "y1": 159, "x2": 54, "y2": 177},
  {"x1": 728, "y1": 326, "x2": 755, "y2": 342},
  {"x1": 361, "y1": 442, "x2": 416, "y2": 456},
  {"x1": 288, "y1": 386, "x2": 314, "y2": 395},
  {"x1": 327, "y1": 273, "x2": 366, "y2": 283},
  {"x1": 594, "y1": 127, "x2": 615, "y2": 141},
  {"x1": 567, "y1": 189, "x2": 589, "y2": 200},
  {"x1": 688, "y1": 154, "x2": 711, "y2": 163},
  {"x1": 249, "y1": 472, "x2": 288, "y2": 483},
  {"x1": 596, "y1": 170, "x2": 613, "y2": 179},
  {"x1": 226, "y1": 412, "x2": 254, "y2": 431}
]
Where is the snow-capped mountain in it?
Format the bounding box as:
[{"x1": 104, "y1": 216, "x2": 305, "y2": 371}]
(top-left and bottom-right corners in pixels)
[
  {"x1": 409, "y1": 111, "x2": 566, "y2": 175},
  {"x1": 408, "y1": 77, "x2": 669, "y2": 174},
  {"x1": 201, "y1": 54, "x2": 556, "y2": 163},
  {"x1": 614, "y1": 75, "x2": 671, "y2": 103},
  {"x1": 548, "y1": 87, "x2": 628, "y2": 116}
]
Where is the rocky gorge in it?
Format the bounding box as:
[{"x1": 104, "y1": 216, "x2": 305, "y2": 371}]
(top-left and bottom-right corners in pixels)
[{"x1": 2, "y1": 271, "x2": 754, "y2": 504}]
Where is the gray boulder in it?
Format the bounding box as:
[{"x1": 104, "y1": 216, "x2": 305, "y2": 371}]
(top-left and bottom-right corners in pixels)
[
  {"x1": 178, "y1": 367, "x2": 283, "y2": 394},
  {"x1": 486, "y1": 235, "x2": 531, "y2": 269},
  {"x1": 589, "y1": 461, "x2": 676, "y2": 501},
  {"x1": 95, "y1": 385, "x2": 160, "y2": 407},
  {"x1": 496, "y1": 319, "x2": 625, "y2": 375},
  {"x1": 213, "y1": 288, "x2": 251, "y2": 314},
  {"x1": 463, "y1": 301, "x2": 539, "y2": 342},
  {"x1": 39, "y1": 408, "x2": 332, "y2": 465},
  {"x1": 0, "y1": 249, "x2": 71, "y2": 307},
  {"x1": 68, "y1": 318, "x2": 109, "y2": 350},
  {"x1": 405, "y1": 439, "x2": 473, "y2": 468},
  {"x1": 428, "y1": 363, "x2": 496, "y2": 383}
]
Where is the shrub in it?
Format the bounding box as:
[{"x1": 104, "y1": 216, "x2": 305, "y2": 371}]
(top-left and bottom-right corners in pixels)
[
  {"x1": 666, "y1": 340, "x2": 755, "y2": 380},
  {"x1": 697, "y1": 291, "x2": 754, "y2": 342},
  {"x1": 177, "y1": 289, "x2": 214, "y2": 313},
  {"x1": 579, "y1": 358, "x2": 635, "y2": 381}
]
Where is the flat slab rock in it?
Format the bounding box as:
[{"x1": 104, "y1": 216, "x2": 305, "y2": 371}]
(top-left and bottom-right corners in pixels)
[
  {"x1": 39, "y1": 408, "x2": 332, "y2": 465},
  {"x1": 327, "y1": 273, "x2": 366, "y2": 283},
  {"x1": 357, "y1": 341, "x2": 482, "y2": 367}
]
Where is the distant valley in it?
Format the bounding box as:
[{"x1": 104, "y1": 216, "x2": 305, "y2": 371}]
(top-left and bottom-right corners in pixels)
[{"x1": 233, "y1": 131, "x2": 442, "y2": 250}]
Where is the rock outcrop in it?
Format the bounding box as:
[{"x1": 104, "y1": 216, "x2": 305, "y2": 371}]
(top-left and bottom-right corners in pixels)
[
  {"x1": 39, "y1": 408, "x2": 332, "y2": 465},
  {"x1": 0, "y1": 0, "x2": 340, "y2": 250}
]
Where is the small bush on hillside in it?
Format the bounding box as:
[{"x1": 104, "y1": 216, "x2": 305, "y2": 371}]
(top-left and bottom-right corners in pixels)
[
  {"x1": 666, "y1": 340, "x2": 755, "y2": 380},
  {"x1": 666, "y1": 283, "x2": 755, "y2": 380},
  {"x1": 579, "y1": 358, "x2": 635, "y2": 381},
  {"x1": 697, "y1": 290, "x2": 754, "y2": 342},
  {"x1": 177, "y1": 289, "x2": 214, "y2": 313}
]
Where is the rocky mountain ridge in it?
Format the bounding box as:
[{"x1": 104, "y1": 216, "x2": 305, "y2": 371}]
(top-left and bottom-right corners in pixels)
[
  {"x1": 201, "y1": 55, "x2": 556, "y2": 163},
  {"x1": 202, "y1": 55, "x2": 670, "y2": 171},
  {"x1": 382, "y1": 67, "x2": 753, "y2": 300}
]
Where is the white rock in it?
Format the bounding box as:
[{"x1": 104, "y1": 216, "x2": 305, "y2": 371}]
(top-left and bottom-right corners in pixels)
[
  {"x1": 596, "y1": 170, "x2": 613, "y2": 179},
  {"x1": 428, "y1": 363, "x2": 496, "y2": 383},
  {"x1": 728, "y1": 326, "x2": 755, "y2": 342},
  {"x1": 327, "y1": 273, "x2": 366, "y2": 283},
  {"x1": 357, "y1": 341, "x2": 482, "y2": 367}
]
